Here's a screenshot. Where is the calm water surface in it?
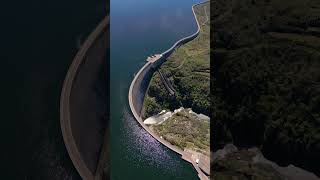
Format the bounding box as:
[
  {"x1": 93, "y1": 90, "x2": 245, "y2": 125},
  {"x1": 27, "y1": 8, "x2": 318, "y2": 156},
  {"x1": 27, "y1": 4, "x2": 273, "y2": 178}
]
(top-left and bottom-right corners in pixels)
[
  {"x1": 110, "y1": 0, "x2": 201, "y2": 179},
  {"x1": 2, "y1": 0, "x2": 106, "y2": 178}
]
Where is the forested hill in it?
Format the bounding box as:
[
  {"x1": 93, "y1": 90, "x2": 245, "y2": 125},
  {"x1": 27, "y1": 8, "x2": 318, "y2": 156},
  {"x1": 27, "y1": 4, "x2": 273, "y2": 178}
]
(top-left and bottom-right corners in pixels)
[{"x1": 212, "y1": 0, "x2": 320, "y2": 176}]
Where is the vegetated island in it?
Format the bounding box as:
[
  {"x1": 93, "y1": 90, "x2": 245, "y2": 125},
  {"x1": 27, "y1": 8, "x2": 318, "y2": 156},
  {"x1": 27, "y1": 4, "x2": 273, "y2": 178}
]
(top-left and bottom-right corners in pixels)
[
  {"x1": 212, "y1": 0, "x2": 320, "y2": 179},
  {"x1": 142, "y1": 0, "x2": 210, "y2": 170}
]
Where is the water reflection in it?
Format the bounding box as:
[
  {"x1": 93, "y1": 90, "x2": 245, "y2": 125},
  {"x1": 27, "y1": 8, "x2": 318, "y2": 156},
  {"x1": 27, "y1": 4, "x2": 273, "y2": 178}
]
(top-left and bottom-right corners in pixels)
[{"x1": 120, "y1": 106, "x2": 197, "y2": 175}]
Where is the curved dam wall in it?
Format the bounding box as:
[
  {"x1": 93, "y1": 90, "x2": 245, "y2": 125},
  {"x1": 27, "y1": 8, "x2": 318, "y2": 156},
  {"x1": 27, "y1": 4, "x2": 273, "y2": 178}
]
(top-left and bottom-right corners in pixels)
[
  {"x1": 60, "y1": 16, "x2": 109, "y2": 180},
  {"x1": 128, "y1": 3, "x2": 209, "y2": 179},
  {"x1": 130, "y1": 62, "x2": 155, "y2": 115},
  {"x1": 129, "y1": 2, "x2": 202, "y2": 118},
  {"x1": 69, "y1": 24, "x2": 108, "y2": 174}
]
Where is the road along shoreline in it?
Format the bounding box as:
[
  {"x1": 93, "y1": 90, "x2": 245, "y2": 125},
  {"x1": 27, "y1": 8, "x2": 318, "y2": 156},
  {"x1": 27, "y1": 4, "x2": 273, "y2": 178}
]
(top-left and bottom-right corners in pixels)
[
  {"x1": 128, "y1": 1, "x2": 209, "y2": 180},
  {"x1": 60, "y1": 16, "x2": 109, "y2": 180}
]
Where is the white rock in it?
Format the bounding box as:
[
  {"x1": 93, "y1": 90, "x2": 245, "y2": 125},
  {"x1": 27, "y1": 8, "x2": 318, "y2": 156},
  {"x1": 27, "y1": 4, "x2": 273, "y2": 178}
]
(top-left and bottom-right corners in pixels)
[{"x1": 144, "y1": 116, "x2": 158, "y2": 125}]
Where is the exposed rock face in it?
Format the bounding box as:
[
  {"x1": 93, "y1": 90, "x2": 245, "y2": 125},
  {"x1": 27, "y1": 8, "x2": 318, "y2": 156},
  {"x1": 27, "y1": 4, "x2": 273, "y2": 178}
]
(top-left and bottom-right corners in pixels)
[
  {"x1": 144, "y1": 107, "x2": 210, "y2": 125},
  {"x1": 212, "y1": 144, "x2": 320, "y2": 180}
]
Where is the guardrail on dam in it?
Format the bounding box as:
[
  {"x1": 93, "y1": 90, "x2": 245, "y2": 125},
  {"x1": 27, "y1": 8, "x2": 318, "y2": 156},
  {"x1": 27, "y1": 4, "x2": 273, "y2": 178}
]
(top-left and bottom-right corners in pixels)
[{"x1": 60, "y1": 16, "x2": 109, "y2": 180}]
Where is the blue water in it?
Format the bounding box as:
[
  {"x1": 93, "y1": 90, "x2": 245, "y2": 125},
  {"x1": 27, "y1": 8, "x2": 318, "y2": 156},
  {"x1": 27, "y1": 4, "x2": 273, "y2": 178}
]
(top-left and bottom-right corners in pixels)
[{"x1": 110, "y1": 0, "x2": 202, "y2": 179}]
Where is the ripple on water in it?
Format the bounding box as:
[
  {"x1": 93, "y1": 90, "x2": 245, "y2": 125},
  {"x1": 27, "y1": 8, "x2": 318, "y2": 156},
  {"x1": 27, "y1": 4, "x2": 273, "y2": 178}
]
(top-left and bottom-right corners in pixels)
[{"x1": 120, "y1": 105, "x2": 197, "y2": 177}]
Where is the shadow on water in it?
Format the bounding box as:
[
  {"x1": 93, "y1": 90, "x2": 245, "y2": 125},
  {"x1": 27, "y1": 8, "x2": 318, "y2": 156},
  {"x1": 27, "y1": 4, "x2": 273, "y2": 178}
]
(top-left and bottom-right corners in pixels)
[{"x1": 1, "y1": 0, "x2": 107, "y2": 179}]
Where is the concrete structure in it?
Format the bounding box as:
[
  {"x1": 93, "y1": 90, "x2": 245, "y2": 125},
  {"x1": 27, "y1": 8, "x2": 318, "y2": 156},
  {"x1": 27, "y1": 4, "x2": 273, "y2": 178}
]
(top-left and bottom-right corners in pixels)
[
  {"x1": 183, "y1": 149, "x2": 210, "y2": 175},
  {"x1": 147, "y1": 54, "x2": 162, "y2": 63},
  {"x1": 128, "y1": 1, "x2": 210, "y2": 180},
  {"x1": 60, "y1": 16, "x2": 109, "y2": 180}
]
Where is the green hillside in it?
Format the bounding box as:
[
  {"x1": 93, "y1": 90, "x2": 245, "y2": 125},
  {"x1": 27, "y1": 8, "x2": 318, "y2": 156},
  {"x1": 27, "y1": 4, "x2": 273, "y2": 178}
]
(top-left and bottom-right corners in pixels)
[{"x1": 212, "y1": 0, "x2": 320, "y2": 176}]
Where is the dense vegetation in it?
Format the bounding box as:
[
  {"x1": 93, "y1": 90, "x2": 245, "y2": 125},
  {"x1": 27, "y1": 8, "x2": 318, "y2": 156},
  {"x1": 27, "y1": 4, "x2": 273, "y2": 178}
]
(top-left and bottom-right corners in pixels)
[
  {"x1": 212, "y1": 0, "x2": 320, "y2": 176},
  {"x1": 143, "y1": 2, "x2": 210, "y2": 119},
  {"x1": 150, "y1": 109, "x2": 210, "y2": 155}
]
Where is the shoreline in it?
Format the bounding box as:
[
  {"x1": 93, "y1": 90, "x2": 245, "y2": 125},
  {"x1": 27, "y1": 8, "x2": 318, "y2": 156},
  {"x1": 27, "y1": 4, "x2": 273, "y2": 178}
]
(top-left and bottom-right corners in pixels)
[{"x1": 128, "y1": 1, "x2": 209, "y2": 180}]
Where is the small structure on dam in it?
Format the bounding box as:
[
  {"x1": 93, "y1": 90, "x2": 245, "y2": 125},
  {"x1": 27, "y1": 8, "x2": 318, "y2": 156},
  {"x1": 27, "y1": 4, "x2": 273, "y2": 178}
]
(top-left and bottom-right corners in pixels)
[
  {"x1": 146, "y1": 54, "x2": 162, "y2": 63},
  {"x1": 147, "y1": 54, "x2": 164, "y2": 68}
]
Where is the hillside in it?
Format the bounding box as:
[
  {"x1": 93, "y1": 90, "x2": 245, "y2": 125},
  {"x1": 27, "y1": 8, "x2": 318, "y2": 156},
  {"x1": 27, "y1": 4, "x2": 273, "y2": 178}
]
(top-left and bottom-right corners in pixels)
[
  {"x1": 212, "y1": 0, "x2": 320, "y2": 177},
  {"x1": 149, "y1": 108, "x2": 210, "y2": 155}
]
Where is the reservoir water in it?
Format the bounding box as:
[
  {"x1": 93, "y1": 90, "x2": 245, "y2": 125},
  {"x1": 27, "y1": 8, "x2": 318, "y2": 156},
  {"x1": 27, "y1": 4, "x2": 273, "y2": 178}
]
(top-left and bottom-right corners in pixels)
[{"x1": 110, "y1": 0, "x2": 201, "y2": 179}]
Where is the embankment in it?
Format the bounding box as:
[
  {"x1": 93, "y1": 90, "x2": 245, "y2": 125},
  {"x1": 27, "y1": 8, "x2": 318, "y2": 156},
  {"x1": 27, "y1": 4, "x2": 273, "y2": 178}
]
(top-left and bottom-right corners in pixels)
[{"x1": 60, "y1": 16, "x2": 109, "y2": 180}]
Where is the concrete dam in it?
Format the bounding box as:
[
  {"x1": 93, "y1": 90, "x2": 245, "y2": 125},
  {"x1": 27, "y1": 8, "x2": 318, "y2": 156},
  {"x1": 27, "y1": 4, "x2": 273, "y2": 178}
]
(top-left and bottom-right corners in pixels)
[
  {"x1": 128, "y1": 2, "x2": 209, "y2": 180},
  {"x1": 129, "y1": 1, "x2": 201, "y2": 117},
  {"x1": 60, "y1": 16, "x2": 109, "y2": 180}
]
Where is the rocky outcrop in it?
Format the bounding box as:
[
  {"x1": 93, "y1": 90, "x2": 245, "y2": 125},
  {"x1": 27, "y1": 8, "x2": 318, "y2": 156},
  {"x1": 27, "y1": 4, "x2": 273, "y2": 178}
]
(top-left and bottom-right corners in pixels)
[{"x1": 213, "y1": 144, "x2": 320, "y2": 180}]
